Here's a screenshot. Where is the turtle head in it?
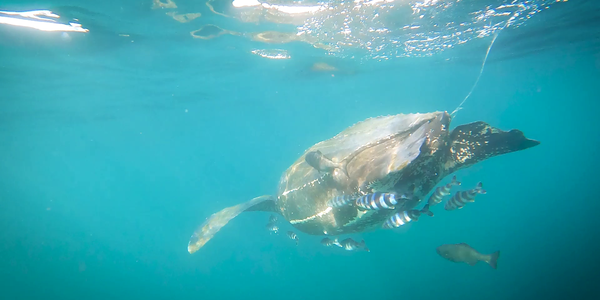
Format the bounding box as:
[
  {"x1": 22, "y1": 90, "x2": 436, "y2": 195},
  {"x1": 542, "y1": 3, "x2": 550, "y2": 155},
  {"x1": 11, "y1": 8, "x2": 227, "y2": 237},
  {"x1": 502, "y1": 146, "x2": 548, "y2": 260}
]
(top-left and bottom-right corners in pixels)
[{"x1": 305, "y1": 150, "x2": 323, "y2": 169}]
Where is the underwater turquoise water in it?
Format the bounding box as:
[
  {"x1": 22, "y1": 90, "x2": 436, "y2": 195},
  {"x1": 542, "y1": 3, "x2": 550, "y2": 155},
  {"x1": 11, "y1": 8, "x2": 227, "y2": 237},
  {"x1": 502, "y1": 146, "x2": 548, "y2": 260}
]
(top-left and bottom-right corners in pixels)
[{"x1": 1, "y1": 1, "x2": 599, "y2": 300}]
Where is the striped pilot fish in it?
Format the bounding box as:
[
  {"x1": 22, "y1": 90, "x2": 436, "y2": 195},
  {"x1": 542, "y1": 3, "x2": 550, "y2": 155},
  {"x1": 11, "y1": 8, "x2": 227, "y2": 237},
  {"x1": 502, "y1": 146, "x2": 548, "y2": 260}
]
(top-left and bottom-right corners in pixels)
[
  {"x1": 382, "y1": 204, "x2": 433, "y2": 229},
  {"x1": 354, "y1": 192, "x2": 410, "y2": 211},
  {"x1": 445, "y1": 182, "x2": 486, "y2": 211},
  {"x1": 327, "y1": 194, "x2": 359, "y2": 208},
  {"x1": 428, "y1": 175, "x2": 461, "y2": 206},
  {"x1": 338, "y1": 238, "x2": 370, "y2": 252},
  {"x1": 320, "y1": 237, "x2": 342, "y2": 247},
  {"x1": 268, "y1": 214, "x2": 278, "y2": 223},
  {"x1": 287, "y1": 231, "x2": 299, "y2": 246},
  {"x1": 266, "y1": 222, "x2": 279, "y2": 234}
]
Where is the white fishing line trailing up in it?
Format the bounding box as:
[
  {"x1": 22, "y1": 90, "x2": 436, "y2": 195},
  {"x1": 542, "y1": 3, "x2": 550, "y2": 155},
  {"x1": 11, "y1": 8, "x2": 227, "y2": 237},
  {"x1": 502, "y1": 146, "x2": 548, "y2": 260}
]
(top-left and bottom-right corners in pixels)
[{"x1": 451, "y1": 33, "x2": 499, "y2": 118}]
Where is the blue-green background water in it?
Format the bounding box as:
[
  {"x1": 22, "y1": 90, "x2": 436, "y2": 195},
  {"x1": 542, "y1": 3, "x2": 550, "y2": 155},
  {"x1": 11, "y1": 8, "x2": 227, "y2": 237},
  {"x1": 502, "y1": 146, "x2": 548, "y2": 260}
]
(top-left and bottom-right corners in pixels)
[{"x1": 1, "y1": 1, "x2": 599, "y2": 299}]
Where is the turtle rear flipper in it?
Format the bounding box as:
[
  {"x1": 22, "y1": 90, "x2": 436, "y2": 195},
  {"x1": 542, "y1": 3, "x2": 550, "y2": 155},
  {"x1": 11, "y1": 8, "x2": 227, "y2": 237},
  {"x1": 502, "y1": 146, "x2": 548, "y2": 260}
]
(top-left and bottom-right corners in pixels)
[{"x1": 187, "y1": 195, "x2": 277, "y2": 254}]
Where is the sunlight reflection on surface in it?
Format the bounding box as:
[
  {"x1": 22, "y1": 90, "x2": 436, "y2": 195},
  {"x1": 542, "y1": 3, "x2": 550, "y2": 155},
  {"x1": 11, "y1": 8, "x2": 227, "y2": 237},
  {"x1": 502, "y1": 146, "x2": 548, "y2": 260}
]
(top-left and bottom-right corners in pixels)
[
  {"x1": 177, "y1": 0, "x2": 562, "y2": 60},
  {"x1": 0, "y1": 10, "x2": 89, "y2": 33},
  {"x1": 0, "y1": 0, "x2": 566, "y2": 61}
]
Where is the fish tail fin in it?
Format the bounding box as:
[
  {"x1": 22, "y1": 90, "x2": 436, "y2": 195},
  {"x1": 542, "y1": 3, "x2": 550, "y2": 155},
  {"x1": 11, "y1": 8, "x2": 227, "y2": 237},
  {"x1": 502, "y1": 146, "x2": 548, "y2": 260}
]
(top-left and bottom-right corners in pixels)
[
  {"x1": 421, "y1": 203, "x2": 434, "y2": 217},
  {"x1": 488, "y1": 251, "x2": 500, "y2": 269},
  {"x1": 474, "y1": 182, "x2": 487, "y2": 194},
  {"x1": 360, "y1": 240, "x2": 370, "y2": 252},
  {"x1": 451, "y1": 175, "x2": 461, "y2": 186},
  {"x1": 333, "y1": 238, "x2": 342, "y2": 247}
]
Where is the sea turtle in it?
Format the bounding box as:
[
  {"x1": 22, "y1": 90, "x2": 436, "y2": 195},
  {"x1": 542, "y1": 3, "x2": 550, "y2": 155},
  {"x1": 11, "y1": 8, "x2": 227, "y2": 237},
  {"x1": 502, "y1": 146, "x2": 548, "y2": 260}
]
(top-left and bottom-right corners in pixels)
[{"x1": 187, "y1": 111, "x2": 540, "y2": 254}]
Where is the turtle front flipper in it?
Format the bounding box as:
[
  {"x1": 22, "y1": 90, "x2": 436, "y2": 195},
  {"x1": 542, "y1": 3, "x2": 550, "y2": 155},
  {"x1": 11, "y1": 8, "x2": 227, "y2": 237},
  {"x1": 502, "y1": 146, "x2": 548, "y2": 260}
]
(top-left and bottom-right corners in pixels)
[
  {"x1": 445, "y1": 121, "x2": 540, "y2": 173},
  {"x1": 187, "y1": 195, "x2": 277, "y2": 254}
]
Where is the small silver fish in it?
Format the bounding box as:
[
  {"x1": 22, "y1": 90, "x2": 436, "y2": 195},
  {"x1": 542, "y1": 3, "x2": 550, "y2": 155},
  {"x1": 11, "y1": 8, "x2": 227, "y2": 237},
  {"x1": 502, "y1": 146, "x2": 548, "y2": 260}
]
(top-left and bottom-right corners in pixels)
[
  {"x1": 327, "y1": 194, "x2": 358, "y2": 208},
  {"x1": 266, "y1": 223, "x2": 278, "y2": 234},
  {"x1": 338, "y1": 238, "x2": 370, "y2": 252},
  {"x1": 320, "y1": 237, "x2": 342, "y2": 247},
  {"x1": 445, "y1": 182, "x2": 486, "y2": 211},
  {"x1": 428, "y1": 175, "x2": 461, "y2": 206},
  {"x1": 305, "y1": 150, "x2": 349, "y2": 177},
  {"x1": 269, "y1": 214, "x2": 278, "y2": 223},
  {"x1": 355, "y1": 192, "x2": 408, "y2": 210},
  {"x1": 287, "y1": 231, "x2": 299, "y2": 246},
  {"x1": 436, "y1": 243, "x2": 500, "y2": 269}
]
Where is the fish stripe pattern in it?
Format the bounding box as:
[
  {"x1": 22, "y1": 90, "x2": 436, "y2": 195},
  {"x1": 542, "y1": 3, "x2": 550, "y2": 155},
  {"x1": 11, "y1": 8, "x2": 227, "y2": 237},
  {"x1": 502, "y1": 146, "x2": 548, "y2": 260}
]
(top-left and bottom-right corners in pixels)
[
  {"x1": 355, "y1": 193, "x2": 404, "y2": 210},
  {"x1": 428, "y1": 175, "x2": 461, "y2": 206},
  {"x1": 445, "y1": 182, "x2": 486, "y2": 211}
]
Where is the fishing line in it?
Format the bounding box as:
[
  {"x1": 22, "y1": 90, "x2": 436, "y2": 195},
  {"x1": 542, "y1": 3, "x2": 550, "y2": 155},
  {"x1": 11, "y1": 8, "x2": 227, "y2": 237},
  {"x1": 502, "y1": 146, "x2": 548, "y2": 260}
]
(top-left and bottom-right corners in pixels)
[{"x1": 451, "y1": 32, "x2": 499, "y2": 117}]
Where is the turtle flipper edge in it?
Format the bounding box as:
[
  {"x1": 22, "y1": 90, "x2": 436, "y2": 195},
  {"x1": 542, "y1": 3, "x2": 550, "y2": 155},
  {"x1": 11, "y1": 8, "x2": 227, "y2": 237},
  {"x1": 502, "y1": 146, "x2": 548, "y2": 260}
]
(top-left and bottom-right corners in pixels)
[
  {"x1": 187, "y1": 195, "x2": 276, "y2": 254},
  {"x1": 445, "y1": 121, "x2": 540, "y2": 174}
]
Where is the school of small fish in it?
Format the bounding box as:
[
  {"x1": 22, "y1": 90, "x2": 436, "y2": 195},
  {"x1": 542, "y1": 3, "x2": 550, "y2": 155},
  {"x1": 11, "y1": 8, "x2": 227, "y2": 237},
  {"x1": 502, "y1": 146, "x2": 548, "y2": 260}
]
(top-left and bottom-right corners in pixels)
[
  {"x1": 321, "y1": 237, "x2": 370, "y2": 252},
  {"x1": 320, "y1": 174, "x2": 485, "y2": 231},
  {"x1": 265, "y1": 214, "x2": 370, "y2": 253},
  {"x1": 262, "y1": 152, "x2": 497, "y2": 267},
  {"x1": 265, "y1": 214, "x2": 301, "y2": 246}
]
